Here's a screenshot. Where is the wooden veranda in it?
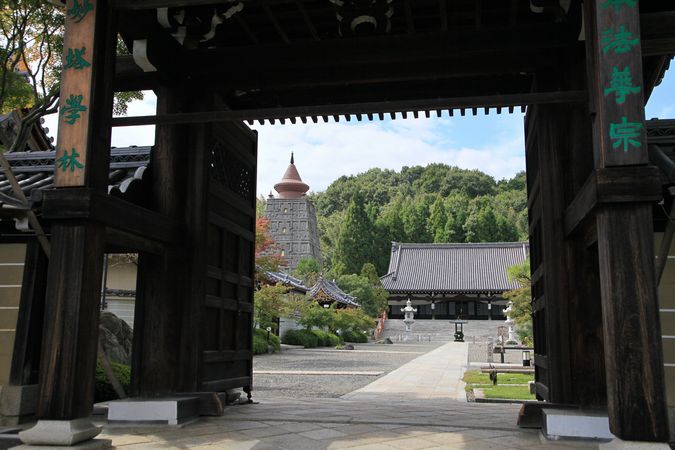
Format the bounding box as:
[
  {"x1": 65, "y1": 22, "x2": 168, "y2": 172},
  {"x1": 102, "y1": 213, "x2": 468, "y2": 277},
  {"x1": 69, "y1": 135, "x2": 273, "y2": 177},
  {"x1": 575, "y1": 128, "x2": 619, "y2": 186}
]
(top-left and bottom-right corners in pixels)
[{"x1": 4, "y1": 0, "x2": 675, "y2": 445}]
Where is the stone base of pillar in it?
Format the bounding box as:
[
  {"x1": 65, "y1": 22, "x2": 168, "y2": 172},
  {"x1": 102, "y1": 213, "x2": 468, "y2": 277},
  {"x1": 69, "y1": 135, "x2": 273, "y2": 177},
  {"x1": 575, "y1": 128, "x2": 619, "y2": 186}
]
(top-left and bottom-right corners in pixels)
[
  {"x1": 12, "y1": 439, "x2": 111, "y2": 449},
  {"x1": 107, "y1": 397, "x2": 200, "y2": 425},
  {"x1": 599, "y1": 439, "x2": 670, "y2": 449},
  {"x1": 541, "y1": 408, "x2": 613, "y2": 440},
  {"x1": 0, "y1": 385, "x2": 38, "y2": 425},
  {"x1": 18, "y1": 418, "x2": 102, "y2": 446}
]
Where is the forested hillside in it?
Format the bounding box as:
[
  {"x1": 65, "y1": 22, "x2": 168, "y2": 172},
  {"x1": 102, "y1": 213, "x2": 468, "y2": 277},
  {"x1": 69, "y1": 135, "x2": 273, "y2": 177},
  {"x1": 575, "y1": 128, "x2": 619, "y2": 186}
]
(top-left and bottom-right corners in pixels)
[{"x1": 308, "y1": 164, "x2": 528, "y2": 276}]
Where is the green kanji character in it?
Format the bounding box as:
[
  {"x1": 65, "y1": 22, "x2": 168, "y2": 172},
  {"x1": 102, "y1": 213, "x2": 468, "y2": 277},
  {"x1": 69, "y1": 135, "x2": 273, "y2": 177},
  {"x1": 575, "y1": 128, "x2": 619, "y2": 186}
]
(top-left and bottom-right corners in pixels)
[
  {"x1": 64, "y1": 47, "x2": 91, "y2": 70},
  {"x1": 57, "y1": 148, "x2": 84, "y2": 173},
  {"x1": 601, "y1": 25, "x2": 639, "y2": 55},
  {"x1": 604, "y1": 66, "x2": 641, "y2": 104},
  {"x1": 601, "y1": 0, "x2": 636, "y2": 11},
  {"x1": 67, "y1": 0, "x2": 94, "y2": 23},
  {"x1": 609, "y1": 117, "x2": 643, "y2": 152},
  {"x1": 60, "y1": 94, "x2": 87, "y2": 125}
]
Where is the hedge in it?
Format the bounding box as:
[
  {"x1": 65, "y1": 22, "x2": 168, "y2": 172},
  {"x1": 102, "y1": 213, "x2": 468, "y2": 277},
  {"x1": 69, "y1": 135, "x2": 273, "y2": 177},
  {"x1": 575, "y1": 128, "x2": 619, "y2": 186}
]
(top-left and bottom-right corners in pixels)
[
  {"x1": 253, "y1": 328, "x2": 281, "y2": 354},
  {"x1": 282, "y1": 329, "x2": 318, "y2": 348},
  {"x1": 94, "y1": 359, "x2": 131, "y2": 403},
  {"x1": 282, "y1": 329, "x2": 341, "y2": 347},
  {"x1": 312, "y1": 329, "x2": 340, "y2": 347},
  {"x1": 342, "y1": 330, "x2": 368, "y2": 343}
]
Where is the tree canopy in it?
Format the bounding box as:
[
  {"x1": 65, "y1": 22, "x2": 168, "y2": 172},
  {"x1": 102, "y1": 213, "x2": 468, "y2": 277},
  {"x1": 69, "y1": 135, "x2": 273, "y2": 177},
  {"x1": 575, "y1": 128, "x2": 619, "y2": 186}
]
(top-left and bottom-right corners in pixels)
[{"x1": 312, "y1": 164, "x2": 527, "y2": 275}]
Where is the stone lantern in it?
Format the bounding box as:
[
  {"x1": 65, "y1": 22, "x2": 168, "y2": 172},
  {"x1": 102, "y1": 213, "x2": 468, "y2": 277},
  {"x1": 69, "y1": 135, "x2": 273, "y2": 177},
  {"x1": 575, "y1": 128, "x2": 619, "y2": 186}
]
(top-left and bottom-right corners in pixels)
[{"x1": 401, "y1": 299, "x2": 417, "y2": 341}]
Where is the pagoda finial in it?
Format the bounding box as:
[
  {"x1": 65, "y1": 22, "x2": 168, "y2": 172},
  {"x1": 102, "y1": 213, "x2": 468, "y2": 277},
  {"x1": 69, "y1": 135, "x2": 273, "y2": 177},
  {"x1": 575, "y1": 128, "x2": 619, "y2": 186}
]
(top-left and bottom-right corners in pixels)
[{"x1": 274, "y1": 151, "x2": 309, "y2": 199}]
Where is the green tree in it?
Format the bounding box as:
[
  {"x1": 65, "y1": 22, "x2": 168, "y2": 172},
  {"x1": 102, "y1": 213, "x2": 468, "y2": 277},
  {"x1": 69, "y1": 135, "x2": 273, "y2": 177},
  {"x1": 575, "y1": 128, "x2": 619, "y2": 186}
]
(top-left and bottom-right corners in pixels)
[
  {"x1": 427, "y1": 195, "x2": 448, "y2": 242},
  {"x1": 504, "y1": 260, "x2": 532, "y2": 346},
  {"x1": 337, "y1": 273, "x2": 388, "y2": 318},
  {"x1": 254, "y1": 284, "x2": 289, "y2": 331},
  {"x1": 335, "y1": 193, "x2": 374, "y2": 274},
  {"x1": 463, "y1": 199, "x2": 499, "y2": 242},
  {"x1": 331, "y1": 308, "x2": 374, "y2": 335},
  {"x1": 296, "y1": 302, "x2": 333, "y2": 331},
  {"x1": 294, "y1": 257, "x2": 321, "y2": 286},
  {"x1": 360, "y1": 262, "x2": 379, "y2": 283}
]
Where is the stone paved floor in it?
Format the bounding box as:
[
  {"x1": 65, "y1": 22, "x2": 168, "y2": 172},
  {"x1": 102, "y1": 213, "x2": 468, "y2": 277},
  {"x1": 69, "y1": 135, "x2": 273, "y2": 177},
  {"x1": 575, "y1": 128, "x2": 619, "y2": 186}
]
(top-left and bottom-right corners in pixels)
[{"x1": 99, "y1": 342, "x2": 596, "y2": 449}]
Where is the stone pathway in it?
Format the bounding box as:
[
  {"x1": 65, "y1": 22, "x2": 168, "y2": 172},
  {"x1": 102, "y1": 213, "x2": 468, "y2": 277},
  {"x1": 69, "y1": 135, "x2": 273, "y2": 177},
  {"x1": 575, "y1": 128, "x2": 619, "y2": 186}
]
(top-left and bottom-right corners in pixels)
[
  {"x1": 98, "y1": 341, "x2": 596, "y2": 449},
  {"x1": 343, "y1": 341, "x2": 468, "y2": 401}
]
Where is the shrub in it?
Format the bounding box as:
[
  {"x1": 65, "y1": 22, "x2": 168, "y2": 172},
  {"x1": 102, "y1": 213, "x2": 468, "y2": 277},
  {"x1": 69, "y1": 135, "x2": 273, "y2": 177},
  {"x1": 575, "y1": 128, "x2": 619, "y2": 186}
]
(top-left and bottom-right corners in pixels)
[
  {"x1": 253, "y1": 328, "x2": 281, "y2": 354},
  {"x1": 282, "y1": 329, "x2": 318, "y2": 348},
  {"x1": 311, "y1": 329, "x2": 340, "y2": 347},
  {"x1": 94, "y1": 359, "x2": 131, "y2": 403},
  {"x1": 342, "y1": 330, "x2": 368, "y2": 343}
]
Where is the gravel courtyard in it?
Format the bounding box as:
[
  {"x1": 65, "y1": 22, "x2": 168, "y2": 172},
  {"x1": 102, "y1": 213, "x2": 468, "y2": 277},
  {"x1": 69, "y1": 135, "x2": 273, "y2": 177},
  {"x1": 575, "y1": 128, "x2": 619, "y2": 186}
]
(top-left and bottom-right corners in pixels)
[{"x1": 251, "y1": 342, "x2": 443, "y2": 399}]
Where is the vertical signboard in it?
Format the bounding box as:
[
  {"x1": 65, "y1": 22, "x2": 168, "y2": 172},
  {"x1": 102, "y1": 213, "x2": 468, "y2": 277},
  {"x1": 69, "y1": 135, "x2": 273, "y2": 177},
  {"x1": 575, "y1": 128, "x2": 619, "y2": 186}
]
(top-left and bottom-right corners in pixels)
[
  {"x1": 54, "y1": 0, "x2": 96, "y2": 186},
  {"x1": 591, "y1": 0, "x2": 647, "y2": 167}
]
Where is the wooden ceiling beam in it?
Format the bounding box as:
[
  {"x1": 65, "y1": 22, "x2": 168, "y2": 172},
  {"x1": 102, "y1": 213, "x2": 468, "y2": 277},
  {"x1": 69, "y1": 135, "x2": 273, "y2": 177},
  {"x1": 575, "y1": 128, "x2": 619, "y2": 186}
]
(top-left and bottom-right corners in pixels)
[
  {"x1": 235, "y1": 14, "x2": 260, "y2": 45},
  {"x1": 263, "y1": 4, "x2": 291, "y2": 44},
  {"x1": 185, "y1": 25, "x2": 573, "y2": 68},
  {"x1": 404, "y1": 0, "x2": 415, "y2": 34},
  {"x1": 296, "y1": 1, "x2": 320, "y2": 41},
  {"x1": 111, "y1": 90, "x2": 586, "y2": 127},
  {"x1": 439, "y1": 0, "x2": 448, "y2": 31}
]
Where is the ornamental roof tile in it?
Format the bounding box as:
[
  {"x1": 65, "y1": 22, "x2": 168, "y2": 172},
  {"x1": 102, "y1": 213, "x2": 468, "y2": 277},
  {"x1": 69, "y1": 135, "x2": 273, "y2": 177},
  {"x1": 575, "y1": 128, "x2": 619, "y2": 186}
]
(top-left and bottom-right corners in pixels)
[
  {"x1": 262, "y1": 270, "x2": 308, "y2": 293},
  {"x1": 380, "y1": 242, "x2": 529, "y2": 294},
  {"x1": 308, "y1": 276, "x2": 360, "y2": 307},
  {"x1": 0, "y1": 146, "x2": 151, "y2": 210}
]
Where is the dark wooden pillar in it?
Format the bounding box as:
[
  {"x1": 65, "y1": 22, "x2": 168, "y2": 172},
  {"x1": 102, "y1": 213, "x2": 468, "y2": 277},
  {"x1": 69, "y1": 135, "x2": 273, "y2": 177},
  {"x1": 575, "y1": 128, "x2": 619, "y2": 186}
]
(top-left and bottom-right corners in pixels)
[
  {"x1": 131, "y1": 85, "x2": 188, "y2": 396},
  {"x1": 38, "y1": 222, "x2": 106, "y2": 419},
  {"x1": 526, "y1": 47, "x2": 609, "y2": 410},
  {"x1": 36, "y1": 0, "x2": 116, "y2": 421},
  {"x1": 584, "y1": 0, "x2": 668, "y2": 441}
]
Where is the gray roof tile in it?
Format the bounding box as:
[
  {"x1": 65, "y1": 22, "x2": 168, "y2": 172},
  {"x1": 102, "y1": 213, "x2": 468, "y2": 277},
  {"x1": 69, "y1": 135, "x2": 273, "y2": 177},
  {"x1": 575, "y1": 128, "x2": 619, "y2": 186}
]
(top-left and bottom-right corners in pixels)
[{"x1": 380, "y1": 242, "x2": 529, "y2": 294}]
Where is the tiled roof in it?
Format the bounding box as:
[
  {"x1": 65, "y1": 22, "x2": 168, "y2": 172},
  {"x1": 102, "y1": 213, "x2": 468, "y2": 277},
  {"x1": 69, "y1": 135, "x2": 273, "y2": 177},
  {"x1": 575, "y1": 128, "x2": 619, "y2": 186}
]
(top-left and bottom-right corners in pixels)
[
  {"x1": 380, "y1": 242, "x2": 529, "y2": 294},
  {"x1": 0, "y1": 146, "x2": 151, "y2": 209},
  {"x1": 647, "y1": 119, "x2": 675, "y2": 183},
  {"x1": 308, "y1": 276, "x2": 360, "y2": 307},
  {"x1": 262, "y1": 270, "x2": 308, "y2": 293}
]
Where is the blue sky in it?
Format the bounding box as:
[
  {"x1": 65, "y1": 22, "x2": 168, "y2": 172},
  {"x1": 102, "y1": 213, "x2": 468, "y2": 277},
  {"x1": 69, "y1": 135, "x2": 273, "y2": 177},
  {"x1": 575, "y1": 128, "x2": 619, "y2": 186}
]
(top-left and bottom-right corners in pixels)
[{"x1": 44, "y1": 67, "x2": 675, "y2": 195}]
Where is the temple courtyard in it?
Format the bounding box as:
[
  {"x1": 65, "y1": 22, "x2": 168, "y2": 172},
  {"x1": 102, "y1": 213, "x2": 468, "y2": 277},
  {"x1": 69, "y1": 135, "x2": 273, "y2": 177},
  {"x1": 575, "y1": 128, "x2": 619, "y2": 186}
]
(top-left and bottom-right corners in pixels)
[{"x1": 91, "y1": 341, "x2": 595, "y2": 449}]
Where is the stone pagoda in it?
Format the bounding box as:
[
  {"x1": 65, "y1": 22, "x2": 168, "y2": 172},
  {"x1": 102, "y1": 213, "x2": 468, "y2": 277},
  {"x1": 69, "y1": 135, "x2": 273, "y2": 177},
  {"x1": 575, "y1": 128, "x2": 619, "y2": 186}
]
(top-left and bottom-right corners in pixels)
[{"x1": 265, "y1": 153, "x2": 321, "y2": 270}]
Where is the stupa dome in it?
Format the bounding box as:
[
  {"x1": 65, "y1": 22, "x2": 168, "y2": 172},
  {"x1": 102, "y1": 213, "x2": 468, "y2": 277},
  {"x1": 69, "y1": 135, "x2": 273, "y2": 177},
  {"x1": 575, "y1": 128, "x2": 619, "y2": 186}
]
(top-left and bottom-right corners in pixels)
[{"x1": 273, "y1": 152, "x2": 309, "y2": 199}]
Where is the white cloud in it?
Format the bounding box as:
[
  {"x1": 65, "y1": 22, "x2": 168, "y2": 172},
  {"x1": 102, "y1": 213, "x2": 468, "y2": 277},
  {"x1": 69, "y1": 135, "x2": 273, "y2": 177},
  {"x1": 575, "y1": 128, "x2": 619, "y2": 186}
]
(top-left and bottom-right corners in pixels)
[{"x1": 256, "y1": 116, "x2": 525, "y2": 195}]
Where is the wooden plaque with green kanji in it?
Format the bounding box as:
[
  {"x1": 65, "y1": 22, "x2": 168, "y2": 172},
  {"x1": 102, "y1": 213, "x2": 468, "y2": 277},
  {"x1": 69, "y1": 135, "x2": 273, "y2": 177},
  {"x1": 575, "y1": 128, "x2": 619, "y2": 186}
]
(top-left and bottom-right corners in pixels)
[
  {"x1": 590, "y1": 0, "x2": 648, "y2": 167},
  {"x1": 54, "y1": 0, "x2": 96, "y2": 187}
]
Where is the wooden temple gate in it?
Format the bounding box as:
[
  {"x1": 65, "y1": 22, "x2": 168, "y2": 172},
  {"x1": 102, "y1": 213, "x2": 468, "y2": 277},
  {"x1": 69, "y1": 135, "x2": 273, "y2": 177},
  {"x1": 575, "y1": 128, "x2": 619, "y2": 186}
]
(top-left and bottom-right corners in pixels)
[{"x1": 3, "y1": 0, "x2": 674, "y2": 445}]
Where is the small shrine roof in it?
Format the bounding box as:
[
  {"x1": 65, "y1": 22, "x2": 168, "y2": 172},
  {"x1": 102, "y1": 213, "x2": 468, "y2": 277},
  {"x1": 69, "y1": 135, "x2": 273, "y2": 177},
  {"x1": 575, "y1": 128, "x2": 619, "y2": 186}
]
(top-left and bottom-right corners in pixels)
[
  {"x1": 262, "y1": 270, "x2": 308, "y2": 293},
  {"x1": 308, "y1": 276, "x2": 360, "y2": 307}
]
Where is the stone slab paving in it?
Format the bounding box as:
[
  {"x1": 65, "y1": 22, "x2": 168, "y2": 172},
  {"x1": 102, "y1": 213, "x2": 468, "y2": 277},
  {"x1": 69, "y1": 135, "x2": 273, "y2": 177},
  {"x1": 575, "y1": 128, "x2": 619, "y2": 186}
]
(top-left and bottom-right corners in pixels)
[
  {"x1": 98, "y1": 341, "x2": 598, "y2": 449},
  {"x1": 343, "y1": 342, "x2": 468, "y2": 401}
]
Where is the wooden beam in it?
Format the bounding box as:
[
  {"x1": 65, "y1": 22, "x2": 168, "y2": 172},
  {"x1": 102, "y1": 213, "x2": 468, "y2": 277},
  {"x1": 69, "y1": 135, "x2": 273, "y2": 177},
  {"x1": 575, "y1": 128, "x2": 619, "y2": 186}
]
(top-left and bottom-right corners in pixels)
[
  {"x1": 296, "y1": 1, "x2": 319, "y2": 41},
  {"x1": 439, "y1": 0, "x2": 448, "y2": 31},
  {"x1": 234, "y1": 14, "x2": 259, "y2": 45},
  {"x1": 564, "y1": 166, "x2": 662, "y2": 237},
  {"x1": 404, "y1": 0, "x2": 415, "y2": 34},
  {"x1": 263, "y1": 5, "x2": 290, "y2": 45},
  {"x1": 111, "y1": 90, "x2": 586, "y2": 126},
  {"x1": 39, "y1": 189, "x2": 181, "y2": 244}
]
